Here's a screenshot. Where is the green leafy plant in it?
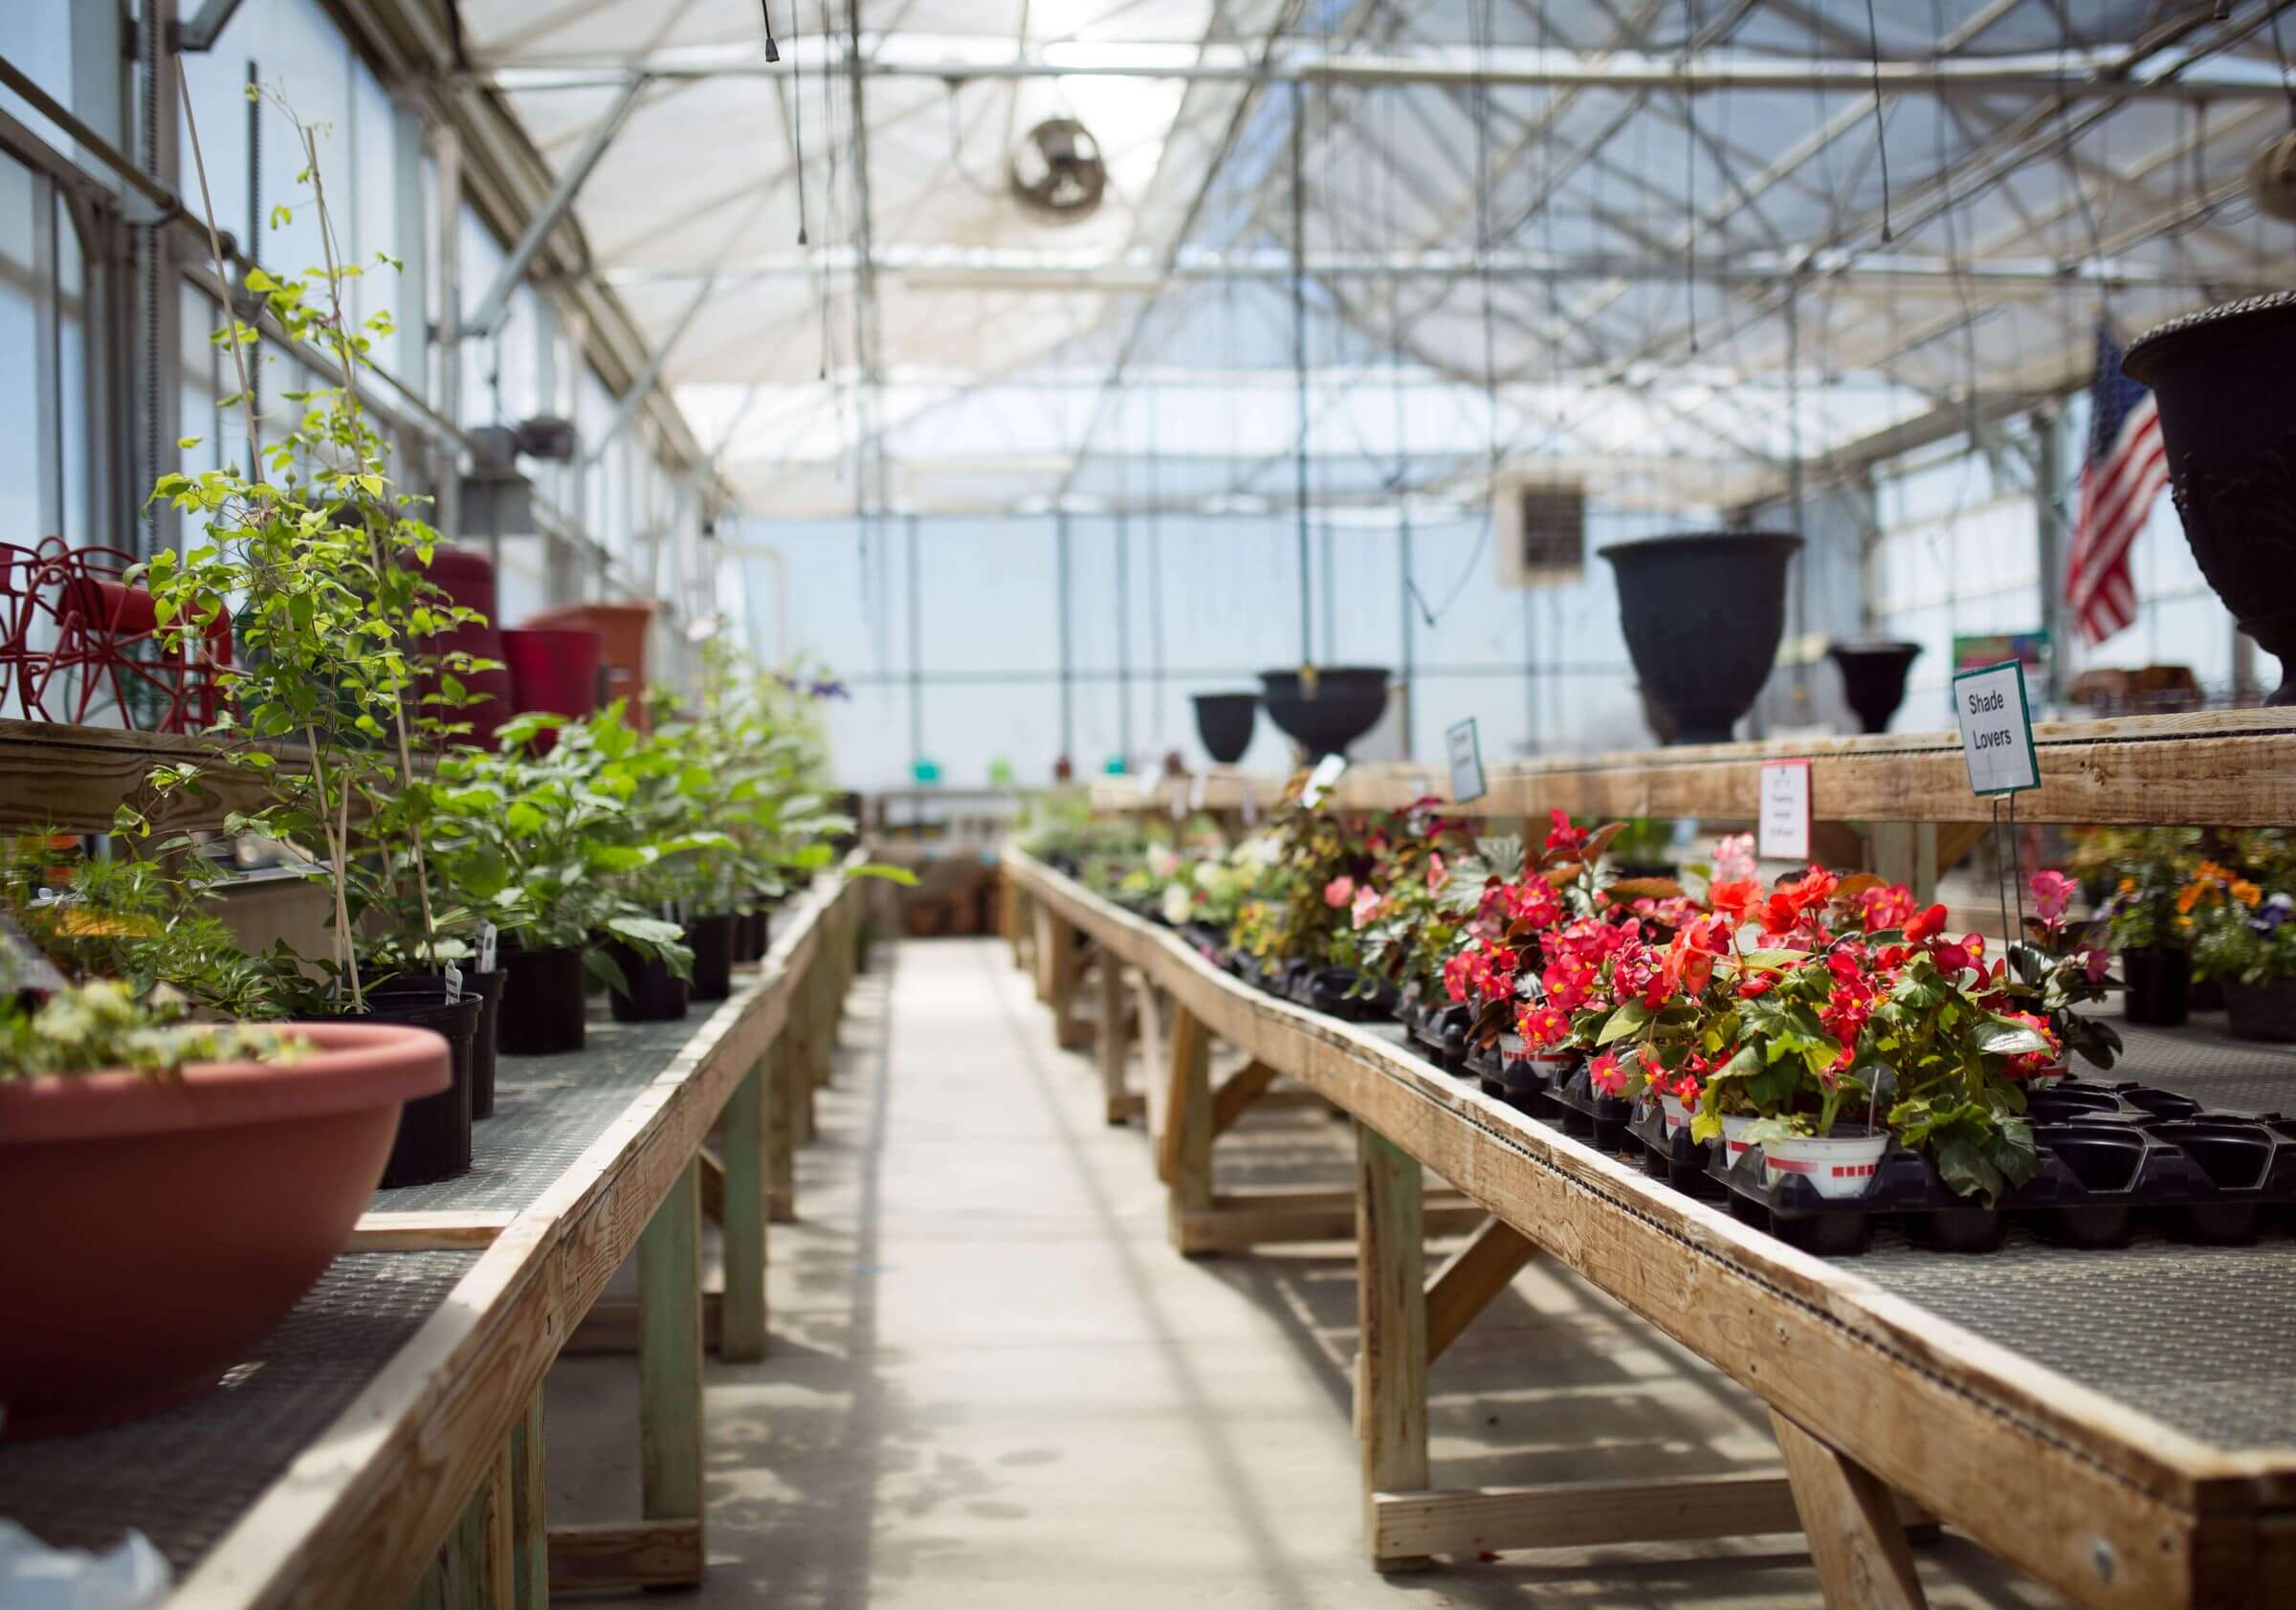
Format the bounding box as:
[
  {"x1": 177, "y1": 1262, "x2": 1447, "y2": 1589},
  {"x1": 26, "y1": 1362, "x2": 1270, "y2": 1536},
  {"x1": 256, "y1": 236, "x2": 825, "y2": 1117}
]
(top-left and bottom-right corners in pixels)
[
  {"x1": 2, "y1": 981, "x2": 304, "y2": 1081},
  {"x1": 123, "y1": 89, "x2": 493, "y2": 1011}
]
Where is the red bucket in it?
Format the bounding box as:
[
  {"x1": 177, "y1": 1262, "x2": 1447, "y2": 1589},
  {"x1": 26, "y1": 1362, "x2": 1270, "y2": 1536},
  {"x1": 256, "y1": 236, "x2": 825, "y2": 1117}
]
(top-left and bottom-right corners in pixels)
[{"x1": 500, "y1": 627, "x2": 605, "y2": 752}]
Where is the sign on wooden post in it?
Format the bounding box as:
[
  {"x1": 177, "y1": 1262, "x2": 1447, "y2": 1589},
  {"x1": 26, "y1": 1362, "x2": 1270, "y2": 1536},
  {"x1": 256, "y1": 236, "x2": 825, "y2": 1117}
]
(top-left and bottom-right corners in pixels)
[
  {"x1": 1757, "y1": 758, "x2": 1812, "y2": 861},
  {"x1": 1952, "y1": 660, "x2": 2039, "y2": 797},
  {"x1": 1445, "y1": 717, "x2": 1487, "y2": 805}
]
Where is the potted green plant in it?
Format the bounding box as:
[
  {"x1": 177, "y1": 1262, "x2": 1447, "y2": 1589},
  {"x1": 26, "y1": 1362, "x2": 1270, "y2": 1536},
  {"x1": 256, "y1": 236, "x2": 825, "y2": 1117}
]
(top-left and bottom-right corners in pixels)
[
  {"x1": 428, "y1": 705, "x2": 694, "y2": 1050},
  {"x1": 130, "y1": 92, "x2": 497, "y2": 1182},
  {"x1": 2100, "y1": 831, "x2": 2198, "y2": 1026},
  {"x1": 2189, "y1": 867, "x2": 2296, "y2": 1042},
  {"x1": 0, "y1": 980, "x2": 447, "y2": 1438},
  {"x1": 1999, "y1": 871, "x2": 2120, "y2": 1075}
]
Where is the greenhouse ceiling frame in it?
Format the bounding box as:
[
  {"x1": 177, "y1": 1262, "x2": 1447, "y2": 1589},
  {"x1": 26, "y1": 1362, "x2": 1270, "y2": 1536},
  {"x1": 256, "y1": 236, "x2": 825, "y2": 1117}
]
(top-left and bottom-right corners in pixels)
[{"x1": 407, "y1": 0, "x2": 2296, "y2": 522}]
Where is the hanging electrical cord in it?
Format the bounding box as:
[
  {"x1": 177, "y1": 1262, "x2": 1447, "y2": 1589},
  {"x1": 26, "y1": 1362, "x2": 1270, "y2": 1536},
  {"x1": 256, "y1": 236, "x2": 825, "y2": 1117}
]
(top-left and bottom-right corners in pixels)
[
  {"x1": 941, "y1": 79, "x2": 1007, "y2": 199},
  {"x1": 1685, "y1": 0, "x2": 1700, "y2": 354},
  {"x1": 1864, "y1": 0, "x2": 1895, "y2": 240},
  {"x1": 782, "y1": 1, "x2": 810, "y2": 251},
  {"x1": 759, "y1": 0, "x2": 781, "y2": 60},
  {"x1": 1289, "y1": 78, "x2": 1314, "y2": 667},
  {"x1": 1405, "y1": 0, "x2": 1500, "y2": 629}
]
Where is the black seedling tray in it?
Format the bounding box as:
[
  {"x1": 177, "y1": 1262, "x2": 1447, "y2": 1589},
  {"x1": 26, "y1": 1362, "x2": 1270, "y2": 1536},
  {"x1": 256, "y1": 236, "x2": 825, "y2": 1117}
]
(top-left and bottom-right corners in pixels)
[
  {"x1": 1547, "y1": 1064, "x2": 1635, "y2": 1150},
  {"x1": 1714, "y1": 1112, "x2": 2296, "y2": 1258},
  {"x1": 1286, "y1": 965, "x2": 1390, "y2": 1023},
  {"x1": 1409, "y1": 1003, "x2": 1473, "y2": 1076},
  {"x1": 1627, "y1": 1103, "x2": 1725, "y2": 1198}
]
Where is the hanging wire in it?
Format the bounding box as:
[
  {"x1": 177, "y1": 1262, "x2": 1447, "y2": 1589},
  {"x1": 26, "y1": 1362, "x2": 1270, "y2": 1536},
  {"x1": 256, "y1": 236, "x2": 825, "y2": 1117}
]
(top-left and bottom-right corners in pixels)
[
  {"x1": 760, "y1": 0, "x2": 780, "y2": 61},
  {"x1": 1289, "y1": 78, "x2": 1314, "y2": 667},
  {"x1": 941, "y1": 79, "x2": 1006, "y2": 198},
  {"x1": 1863, "y1": 0, "x2": 1895, "y2": 240},
  {"x1": 1685, "y1": 0, "x2": 1700, "y2": 353},
  {"x1": 784, "y1": 5, "x2": 810, "y2": 249},
  {"x1": 1404, "y1": 0, "x2": 1499, "y2": 629}
]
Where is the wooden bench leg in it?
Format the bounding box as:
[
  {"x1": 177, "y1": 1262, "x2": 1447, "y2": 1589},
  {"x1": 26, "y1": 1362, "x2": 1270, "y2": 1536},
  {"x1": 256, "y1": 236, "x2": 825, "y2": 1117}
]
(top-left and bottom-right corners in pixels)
[
  {"x1": 1095, "y1": 951, "x2": 1133, "y2": 1125},
  {"x1": 1425, "y1": 1217, "x2": 1536, "y2": 1365},
  {"x1": 720, "y1": 1056, "x2": 769, "y2": 1361},
  {"x1": 1771, "y1": 1408, "x2": 1930, "y2": 1610},
  {"x1": 1356, "y1": 1122, "x2": 1429, "y2": 1573},
  {"x1": 1159, "y1": 1004, "x2": 1213, "y2": 1255},
  {"x1": 766, "y1": 1033, "x2": 798, "y2": 1223},
  {"x1": 1032, "y1": 904, "x2": 1057, "y2": 1003},
  {"x1": 639, "y1": 1159, "x2": 704, "y2": 1577},
  {"x1": 509, "y1": 1391, "x2": 546, "y2": 1610}
]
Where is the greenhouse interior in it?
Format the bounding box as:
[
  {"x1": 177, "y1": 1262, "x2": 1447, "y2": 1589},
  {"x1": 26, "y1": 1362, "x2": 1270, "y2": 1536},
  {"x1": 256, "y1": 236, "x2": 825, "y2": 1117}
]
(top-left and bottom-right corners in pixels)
[{"x1": 4, "y1": 1, "x2": 2296, "y2": 1606}]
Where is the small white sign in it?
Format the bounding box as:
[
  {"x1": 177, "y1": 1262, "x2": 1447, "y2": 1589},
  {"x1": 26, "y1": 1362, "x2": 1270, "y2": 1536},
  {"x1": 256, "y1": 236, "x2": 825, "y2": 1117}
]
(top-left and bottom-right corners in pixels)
[
  {"x1": 1953, "y1": 660, "x2": 2039, "y2": 796},
  {"x1": 1444, "y1": 717, "x2": 1487, "y2": 804},
  {"x1": 443, "y1": 960, "x2": 465, "y2": 1004},
  {"x1": 1757, "y1": 758, "x2": 1812, "y2": 862},
  {"x1": 1240, "y1": 780, "x2": 1257, "y2": 826},
  {"x1": 1300, "y1": 753, "x2": 1347, "y2": 808},
  {"x1": 475, "y1": 920, "x2": 498, "y2": 974}
]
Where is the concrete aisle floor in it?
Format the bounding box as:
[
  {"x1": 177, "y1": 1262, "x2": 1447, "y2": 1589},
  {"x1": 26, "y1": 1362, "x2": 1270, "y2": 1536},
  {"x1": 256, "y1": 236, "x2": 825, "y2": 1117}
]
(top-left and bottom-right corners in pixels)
[{"x1": 546, "y1": 937, "x2": 2062, "y2": 1609}]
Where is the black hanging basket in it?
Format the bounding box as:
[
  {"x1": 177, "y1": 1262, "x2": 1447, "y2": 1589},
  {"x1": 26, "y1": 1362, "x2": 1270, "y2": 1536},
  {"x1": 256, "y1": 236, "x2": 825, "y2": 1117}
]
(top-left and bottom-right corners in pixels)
[
  {"x1": 1257, "y1": 667, "x2": 1390, "y2": 761},
  {"x1": 1601, "y1": 533, "x2": 1800, "y2": 745}
]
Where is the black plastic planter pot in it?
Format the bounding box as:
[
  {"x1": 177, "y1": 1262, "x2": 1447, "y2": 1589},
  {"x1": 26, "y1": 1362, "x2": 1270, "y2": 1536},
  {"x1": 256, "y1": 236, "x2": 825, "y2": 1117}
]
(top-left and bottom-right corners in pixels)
[
  {"x1": 498, "y1": 942, "x2": 587, "y2": 1056},
  {"x1": 1191, "y1": 692, "x2": 1259, "y2": 764},
  {"x1": 688, "y1": 913, "x2": 737, "y2": 1002},
  {"x1": 731, "y1": 907, "x2": 768, "y2": 965},
  {"x1": 1826, "y1": 640, "x2": 1922, "y2": 735},
  {"x1": 354, "y1": 981, "x2": 479, "y2": 1187},
  {"x1": 465, "y1": 968, "x2": 507, "y2": 1119},
  {"x1": 2224, "y1": 977, "x2": 2296, "y2": 1043},
  {"x1": 2121, "y1": 945, "x2": 2191, "y2": 1027},
  {"x1": 2122, "y1": 293, "x2": 2296, "y2": 706},
  {"x1": 1601, "y1": 533, "x2": 1800, "y2": 745},
  {"x1": 1257, "y1": 667, "x2": 1391, "y2": 761},
  {"x1": 605, "y1": 939, "x2": 691, "y2": 1023}
]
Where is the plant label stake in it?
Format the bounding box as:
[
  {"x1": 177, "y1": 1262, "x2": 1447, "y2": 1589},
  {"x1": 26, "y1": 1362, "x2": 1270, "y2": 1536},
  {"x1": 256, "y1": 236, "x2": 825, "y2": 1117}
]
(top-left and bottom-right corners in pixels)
[
  {"x1": 1953, "y1": 659, "x2": 2040, "y2": 797},
  {"x1": 443, "y1": 960, "x2": 464, "y2": 1004},
  {"x1": 1188, "y1": 771, "x2": 1209, "y2": 813},
  {"x1": 1240, "y1": 780, "x2": 1257, "y2": 826},
  {"x1": 475, "y1": 921, "x2": 498, "y2": 974},
  {"x1": 1757, "y1": 758, "x2": 1812, "y2": 861},
  {"x1": 1301, "y1": 753, "x2": 1347, "y2": 808},
  {"x1": 1445, "y1": 717, "x2": 1487, "y2": 805}
]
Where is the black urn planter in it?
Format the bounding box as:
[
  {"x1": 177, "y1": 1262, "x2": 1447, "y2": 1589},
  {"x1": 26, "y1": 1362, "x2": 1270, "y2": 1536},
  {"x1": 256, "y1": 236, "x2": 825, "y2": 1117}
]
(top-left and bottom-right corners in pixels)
[
  {"x1": 1827, "y1": 640, "x2": 1922, "y2": 735},
  {"x1": 688, "y1": 912, "x2": 736, "y2": 1002},
  {"x1": 603, "y1": 938, "x2": 691, "y2": 1024},
  {"x1": 1192, "y1": 692, "x2": 1258, "y2": 764},
  {"x1": 2122, "y1": 295, "x2": 2296, "y2": 706},
  {"x1": 1601, "y1": 533, "x2": 1800, "y2": 745},
  {"x1": 356, "y1": 976, "x2": 479, "y2": 1187},
  {"x1": 2121, "y1": 945, "x2": 2191, "y2": 1027},
  {"x1": 497, "y1": 941, "x2": 588, "y2": 1056},
  {"x1": 1257, "y1": 666, "x2": 1390, "y2": 761}
]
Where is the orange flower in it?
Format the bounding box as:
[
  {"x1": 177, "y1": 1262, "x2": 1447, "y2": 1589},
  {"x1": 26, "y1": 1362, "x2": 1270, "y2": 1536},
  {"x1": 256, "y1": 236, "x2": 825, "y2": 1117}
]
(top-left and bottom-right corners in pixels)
[{"x1": 2232, "y1": 879, "x2": 2263, "y2": 907}]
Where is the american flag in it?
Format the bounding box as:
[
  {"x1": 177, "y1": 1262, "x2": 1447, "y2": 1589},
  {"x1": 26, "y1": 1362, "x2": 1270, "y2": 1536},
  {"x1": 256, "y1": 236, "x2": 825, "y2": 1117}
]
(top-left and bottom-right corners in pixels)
[{"x1": 2065, "y1": 321, "x2": 2167, "y2": 646}]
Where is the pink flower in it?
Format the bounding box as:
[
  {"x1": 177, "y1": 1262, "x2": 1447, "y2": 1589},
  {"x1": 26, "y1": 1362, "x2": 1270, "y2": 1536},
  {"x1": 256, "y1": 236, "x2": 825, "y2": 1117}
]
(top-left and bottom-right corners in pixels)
[
  {"x1": 2083, "y1": 946, "x2": 2109, "y2": 984},
  {"x1": 1351, "y1": 886, "x2": 1384, "y2": 930},
  {"x1": 1323, "y1": 875, "x2": 1355, "y2": 909},
  {"x1": 1711, "y1": 832, "x2": 1756, "y2": 884},
  {"x1": 1516, "y1": 1002, "x2": 1571, "y2": 1048},
  {"x1": 2030, "y1": 870, "x2": 2078, "y2": 923},
  {"x1": 1545, "y1": 809, "x2": 1588, "y2": 854},
  {"x1": 1425, "y1": 851, "x2": 1448, "y2": 893},
  {"x1": 1589, "y1": 1050, "x2": 1628, "y2": 1097}
]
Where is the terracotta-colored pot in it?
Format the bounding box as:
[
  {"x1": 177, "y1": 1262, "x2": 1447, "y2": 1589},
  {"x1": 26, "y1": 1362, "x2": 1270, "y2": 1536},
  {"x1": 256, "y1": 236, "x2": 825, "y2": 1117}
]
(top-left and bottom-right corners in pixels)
[{"x1": 0, "y1": 1022, "x2": 450, "y2": 1439}]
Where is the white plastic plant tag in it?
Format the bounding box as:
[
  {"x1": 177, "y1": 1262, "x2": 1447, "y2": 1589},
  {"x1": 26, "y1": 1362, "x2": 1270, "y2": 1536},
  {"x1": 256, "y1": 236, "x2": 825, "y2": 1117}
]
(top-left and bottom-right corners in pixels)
[
  {"x1": 443, "y1": 961, "x2": 464, "y2": 1004},
  {"x1": 1240, "y1": 780, "x2": 1257, "y2": 825},
  {"x1": 1189, "y1": 770, "x2": 1209, "y2": 811},
  {"x1": 475, "y1": 920, "x2": 498, "y2": 974},
  {"x1": 1757, "y1": 758, "x2": 1811, "y2": 861},
  {"x1": 1300, "y1": 753, "x2": 1347, "y2": 807},
  {"x1": 1445, "y1": 717, "x2": 1486, "y2": 804},
  {"x1": 1953, "y1": 659, "x2": 2039, "y2": 796}
]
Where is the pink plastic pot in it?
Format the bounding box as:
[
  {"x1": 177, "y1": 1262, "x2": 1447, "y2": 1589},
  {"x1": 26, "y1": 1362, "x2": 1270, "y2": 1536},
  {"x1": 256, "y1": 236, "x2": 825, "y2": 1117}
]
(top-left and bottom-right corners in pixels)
[
  {"x1": 519, "y1": 602, "x2": 654, "y2": 729},
  {"x1": 500, "y1": 627, "x2": 605, "y2": 753},
  {"x1": 0, "y1": 1022, "x2": 450, "y2": 1439}
]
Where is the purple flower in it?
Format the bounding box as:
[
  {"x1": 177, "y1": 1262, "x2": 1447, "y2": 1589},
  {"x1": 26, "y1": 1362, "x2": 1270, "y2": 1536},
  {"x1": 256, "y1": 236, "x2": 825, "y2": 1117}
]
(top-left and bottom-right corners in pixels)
[
  {"x1": 2251, "y1": 893, "x2": 2293, "y2": 937},
  {"x1": 807, "y1": 678, "x2": 850, "y2": 701}
]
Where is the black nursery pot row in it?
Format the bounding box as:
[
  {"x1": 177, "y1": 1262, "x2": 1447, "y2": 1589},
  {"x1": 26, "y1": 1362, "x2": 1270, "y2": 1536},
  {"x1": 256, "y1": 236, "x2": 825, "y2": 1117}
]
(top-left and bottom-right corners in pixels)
[{"x1": 369, "y1": 897, "x2": 787, "y2": 1186}]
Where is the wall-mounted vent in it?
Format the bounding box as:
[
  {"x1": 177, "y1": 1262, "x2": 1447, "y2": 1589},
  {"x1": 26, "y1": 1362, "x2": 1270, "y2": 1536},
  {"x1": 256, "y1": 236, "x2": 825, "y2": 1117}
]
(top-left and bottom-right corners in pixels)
[{"x1": 1495, "y1": 478, "x2": 1586, "y2": 586}]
